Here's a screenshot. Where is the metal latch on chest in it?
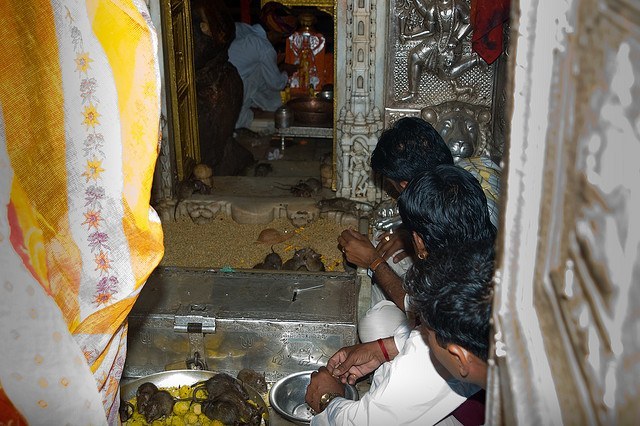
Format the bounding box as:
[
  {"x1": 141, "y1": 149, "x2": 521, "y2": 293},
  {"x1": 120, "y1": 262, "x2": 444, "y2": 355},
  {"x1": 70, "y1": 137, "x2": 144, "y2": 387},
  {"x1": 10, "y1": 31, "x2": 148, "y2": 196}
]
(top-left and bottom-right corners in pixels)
[{"x1": 173, "y1": 304, "x2": 216, "y2": 370}]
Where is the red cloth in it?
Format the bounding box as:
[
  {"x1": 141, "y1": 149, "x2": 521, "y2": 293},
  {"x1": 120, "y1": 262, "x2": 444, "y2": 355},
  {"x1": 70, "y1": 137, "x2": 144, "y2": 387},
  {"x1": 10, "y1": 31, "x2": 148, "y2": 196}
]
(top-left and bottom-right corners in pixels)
[
  {"x1": 240, "y1": 0, "x2": 251, "y2": 24},
  {"x1": 451, "y1": 389, "x2": 486, "y2": 426},
  {"x1": 0, "y1": 388, "x2": 28, "y2": 426},
  {"x1": 471, "y1": 0, "x2": 511, "y2": 64}
]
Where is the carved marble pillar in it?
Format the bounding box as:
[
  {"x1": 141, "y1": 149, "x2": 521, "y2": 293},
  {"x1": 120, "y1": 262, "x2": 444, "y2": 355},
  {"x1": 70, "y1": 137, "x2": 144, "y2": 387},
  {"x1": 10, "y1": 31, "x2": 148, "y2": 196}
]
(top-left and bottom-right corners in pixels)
[{"x1": 335, "y1": 0, "x2": 385, "y2": 202}]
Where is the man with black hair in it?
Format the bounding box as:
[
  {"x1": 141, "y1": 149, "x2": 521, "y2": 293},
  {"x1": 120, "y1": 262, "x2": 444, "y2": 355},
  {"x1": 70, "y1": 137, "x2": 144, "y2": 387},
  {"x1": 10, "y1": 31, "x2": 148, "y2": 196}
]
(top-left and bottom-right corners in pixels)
[
  {"x1": 340, "y1": 117, "x2": 455, "y2": 342},
  {"x1": 404, "y1": 239, "x2": 495, "y2": 390},
  {"x1": 340, "y1": 117, "x2": 500, "y2": 343},
  {"x1": 370, "y1": 116, "x2": 455, "y2": 188},
  {"x1": 228, "y1": 1, "x2": 298, "y2": 129},
  {"x1": 398, "y1": 164, "x2": 497, "y2": 256},
  {"x1": 309, "y1": 167, "x2": 496, "y2": 425}
]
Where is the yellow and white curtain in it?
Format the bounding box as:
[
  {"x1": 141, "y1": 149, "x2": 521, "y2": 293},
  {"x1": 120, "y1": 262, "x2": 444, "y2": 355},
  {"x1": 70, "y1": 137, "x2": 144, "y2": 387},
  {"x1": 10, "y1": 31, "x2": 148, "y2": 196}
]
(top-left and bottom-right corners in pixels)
[{"x1": 0, "y1": 0, "x2": 164, "y2": 423}]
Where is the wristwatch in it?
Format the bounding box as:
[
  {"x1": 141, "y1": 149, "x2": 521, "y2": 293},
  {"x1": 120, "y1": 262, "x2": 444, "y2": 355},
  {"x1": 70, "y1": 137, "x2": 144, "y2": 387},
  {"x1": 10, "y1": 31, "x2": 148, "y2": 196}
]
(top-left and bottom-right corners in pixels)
[{"x1": 319, "y1": 392, "x2": 342, "y2": 411}]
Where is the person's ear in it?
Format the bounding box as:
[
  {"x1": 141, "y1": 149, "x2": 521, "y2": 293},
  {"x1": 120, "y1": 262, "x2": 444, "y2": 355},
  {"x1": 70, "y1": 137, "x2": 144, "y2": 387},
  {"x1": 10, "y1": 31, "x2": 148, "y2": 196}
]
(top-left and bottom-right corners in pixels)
[
  {"x1": 200, "y1": 21, "x2": 212, "y2": 37},
  {"x1": 399, "y1": 180, "x2": 409, "y2": 190},
  {"x1": 412, "y1": 232, "x2": 428, "y2": 260},
  {"x1": 447, "y1": 344, "x2": 472, "y2": 378}
]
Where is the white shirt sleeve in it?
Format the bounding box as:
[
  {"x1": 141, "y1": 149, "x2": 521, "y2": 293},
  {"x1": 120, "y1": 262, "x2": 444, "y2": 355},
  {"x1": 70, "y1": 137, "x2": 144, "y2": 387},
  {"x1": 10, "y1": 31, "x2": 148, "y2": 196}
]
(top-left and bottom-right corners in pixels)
[
  {"x1": 257, "y1": 43, "x2": 289, "y2": 91},
  {"x1": 393, "y1": 322, "x2": 412, "y2": 351},
  {"x1": 311, "y1": 330, "x2": 474, "y2": 426},
  {"x1": 228, "y1": 24, "x2": 288, "y2": 92}
]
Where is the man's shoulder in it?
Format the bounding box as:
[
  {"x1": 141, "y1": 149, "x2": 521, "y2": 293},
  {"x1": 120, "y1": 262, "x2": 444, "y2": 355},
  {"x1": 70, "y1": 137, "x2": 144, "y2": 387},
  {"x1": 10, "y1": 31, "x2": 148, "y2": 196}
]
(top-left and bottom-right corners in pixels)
[
  {"x1": 457, "y1": 156, "x2": 501, "y2": 173},
  {"x1": 457, "y1": 156, "x2": 502, "y2": 191},
  {"x1": 389, "y1": 329, "x2": 430, "y2": 364},
  {"x1": 234, "y1": 23, "x2": 266, "y2": 40}
]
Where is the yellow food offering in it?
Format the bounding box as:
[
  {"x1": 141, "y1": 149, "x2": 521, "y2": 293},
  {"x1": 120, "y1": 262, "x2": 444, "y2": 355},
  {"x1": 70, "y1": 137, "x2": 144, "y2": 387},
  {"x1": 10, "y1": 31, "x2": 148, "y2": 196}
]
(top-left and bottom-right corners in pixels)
[
  {"x1": 198, "y1": 414, "x2": 212, "y2": 425},
  {"x1": 184, "y1": 412, "x2": 199, "y2": 425},
  {"x1": 191, "y1": 403, "x2": 202, "y2": 415},
  {"x1": 179, "y1": 385, "x2": 193, "y2": 399},
  {"x1": 123, "y1": 375, "x2": 266, "y2": 426},
  {"x1": 173, "y1": 401, "x2": 190, "y2": 416},
  {"x1": 170, "y1": 417, "x2": 185, "y2": 426}
]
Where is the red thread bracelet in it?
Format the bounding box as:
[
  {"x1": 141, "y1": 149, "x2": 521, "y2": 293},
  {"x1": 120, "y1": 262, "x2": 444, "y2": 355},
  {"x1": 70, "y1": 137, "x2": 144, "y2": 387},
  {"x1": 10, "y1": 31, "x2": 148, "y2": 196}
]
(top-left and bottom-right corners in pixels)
[{"x1": 377, "y1": 338, "x2": 391, "y2": 362}]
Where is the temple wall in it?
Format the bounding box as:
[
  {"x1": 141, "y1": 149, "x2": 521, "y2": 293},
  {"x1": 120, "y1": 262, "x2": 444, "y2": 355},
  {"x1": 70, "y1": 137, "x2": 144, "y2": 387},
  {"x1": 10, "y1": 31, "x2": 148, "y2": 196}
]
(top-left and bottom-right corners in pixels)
[{"x1": 335, "y1": 0, "x2": 507, "y2": 203}]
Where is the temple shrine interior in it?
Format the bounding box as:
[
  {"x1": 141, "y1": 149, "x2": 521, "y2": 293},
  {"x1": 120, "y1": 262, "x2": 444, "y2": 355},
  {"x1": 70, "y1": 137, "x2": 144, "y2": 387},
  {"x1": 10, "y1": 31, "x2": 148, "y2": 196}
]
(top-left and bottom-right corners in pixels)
[
  {"x1": 140, "y1": 1, "x2": 512, "y2": 422},
  {"x1": 2, "y1": 0, "x2": 637, "y2": 424},
  {"x1": 124, "y1": 0, "x2": 639, "y2": 424},
  {"x1": 156, "y1": 0, "x2": 350, "y2": 275}
]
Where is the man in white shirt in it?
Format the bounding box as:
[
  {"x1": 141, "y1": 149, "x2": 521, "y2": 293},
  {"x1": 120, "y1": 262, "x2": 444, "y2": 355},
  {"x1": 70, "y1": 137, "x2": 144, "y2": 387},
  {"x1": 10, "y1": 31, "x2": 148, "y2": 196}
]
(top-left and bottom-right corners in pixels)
[
  {"x1": 308, "y1": 167, "x2": 496, "y2": 425},
  {"x1": 340, "y1": 118, "x2": 500, "y2": 344},
  {"x1": 228, "y1": 2, "x2": 297, "y2": 129},
  {"x1": 306, "y1": 327, "x2": 480, "y2": 425},
  {"x1": 306, "y1": 239, "x2": 495, "y2": 425}
]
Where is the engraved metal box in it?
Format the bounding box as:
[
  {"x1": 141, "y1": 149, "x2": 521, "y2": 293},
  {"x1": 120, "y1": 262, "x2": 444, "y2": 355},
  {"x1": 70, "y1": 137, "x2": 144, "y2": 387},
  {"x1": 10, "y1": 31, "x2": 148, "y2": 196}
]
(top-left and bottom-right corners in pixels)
[{"x1": 123, "y1": 267, "x2": 360, "y2": 382}]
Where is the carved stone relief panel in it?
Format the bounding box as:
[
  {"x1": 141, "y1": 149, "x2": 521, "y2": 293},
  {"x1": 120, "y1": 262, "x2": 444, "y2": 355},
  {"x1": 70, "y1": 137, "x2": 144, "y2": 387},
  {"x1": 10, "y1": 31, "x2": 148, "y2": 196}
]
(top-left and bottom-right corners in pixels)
[
  {"x1": 335, "y1": 0, "x2": 385, "y2": 202},
  {"x1": 491, "y1": 0, "x2": 640, "y2": 423},
  {"x1": 386, "y1": 0, "x2": 496, "y2": 107},
  {"x1": 548, "y1": 3, "x2": 640, "y2": 422},
  {"x1": 384, "y1": 0, "x2": 505, "y2": 164}
]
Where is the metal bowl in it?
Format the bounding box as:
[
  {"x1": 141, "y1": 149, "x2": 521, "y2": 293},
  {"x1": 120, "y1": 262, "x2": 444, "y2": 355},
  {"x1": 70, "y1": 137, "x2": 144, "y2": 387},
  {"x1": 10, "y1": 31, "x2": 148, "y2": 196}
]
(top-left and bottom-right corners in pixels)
[
  {"x1": 286, "y1": 97, "x2": 333, "y2": 126},
  {"x1": 121, "y1": 370, "x2": 269, "y2": 425},
  {"x1": 316, "y1": 90, "x2": 333, "y2": 101},
  {"x1": 269, "y1": 370, "x2": 359, "y2": 425}
]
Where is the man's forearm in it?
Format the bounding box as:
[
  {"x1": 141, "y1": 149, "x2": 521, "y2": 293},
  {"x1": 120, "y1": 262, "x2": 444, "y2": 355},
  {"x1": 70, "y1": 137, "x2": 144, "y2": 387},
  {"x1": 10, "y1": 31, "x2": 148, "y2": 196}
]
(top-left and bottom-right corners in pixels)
[{"x1": 372, "y1": 262, "x2": 407, "y2": 312}]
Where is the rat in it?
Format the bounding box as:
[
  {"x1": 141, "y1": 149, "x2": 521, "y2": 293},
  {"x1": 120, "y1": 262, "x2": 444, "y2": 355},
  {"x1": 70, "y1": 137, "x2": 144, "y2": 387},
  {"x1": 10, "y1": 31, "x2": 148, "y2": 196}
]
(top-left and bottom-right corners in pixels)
[
  {"x1": 273, "y1": 178, "x2": 323, "y2": 197},
  {"x1": 254, "y1": 162, "x2": 273, "y2": 177},
  {"x1": 283, "y1": 248, "x2": 325, "y2": 272},
  {"x1": 253, "y1": 246, "x2": 283, "y2": 270},
  {"x1": 282, "y1": 248, "x2": 306, "y2": 271},
  {"x1": 174, "y1": 178, "x2": 211, "y2": 220},
  {"x1": 302, "y1": 247, "x2": 326, "y2": 272}
]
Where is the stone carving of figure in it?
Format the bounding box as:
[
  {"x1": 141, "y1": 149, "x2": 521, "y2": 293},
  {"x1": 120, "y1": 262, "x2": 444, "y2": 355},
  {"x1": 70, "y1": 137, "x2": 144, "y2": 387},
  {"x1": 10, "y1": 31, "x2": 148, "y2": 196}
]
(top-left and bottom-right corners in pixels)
[
  {"x1": 399, "y1": 0, "x2": 484, "y2": 102},
  {"x1": 349, "y1": 140, "x2": 371, "y2": 197}
]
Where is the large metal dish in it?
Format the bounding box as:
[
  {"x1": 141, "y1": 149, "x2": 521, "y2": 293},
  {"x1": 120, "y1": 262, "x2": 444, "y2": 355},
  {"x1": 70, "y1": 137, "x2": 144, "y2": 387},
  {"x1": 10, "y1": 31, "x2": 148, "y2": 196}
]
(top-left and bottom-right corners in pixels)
[
  {"x1": 287, "y1": 97, "x2": 333, "y2": 126},
  {"x1": 316, "y1": 90, "x2": 333, "y2": 101},
  {"x1": 269, "y1": 370, "x2": 359, "y2": 425},
  {"x1": 121, "y1": 369, "x2": 269, "y2": 425}
]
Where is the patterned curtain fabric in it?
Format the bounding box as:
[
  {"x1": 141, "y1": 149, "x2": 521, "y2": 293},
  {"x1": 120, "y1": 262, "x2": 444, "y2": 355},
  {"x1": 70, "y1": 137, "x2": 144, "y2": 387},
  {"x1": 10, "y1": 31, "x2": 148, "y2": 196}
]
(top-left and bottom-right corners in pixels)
[{"x1": 0, "y1": 0, "x2": 164, "y2": 424}]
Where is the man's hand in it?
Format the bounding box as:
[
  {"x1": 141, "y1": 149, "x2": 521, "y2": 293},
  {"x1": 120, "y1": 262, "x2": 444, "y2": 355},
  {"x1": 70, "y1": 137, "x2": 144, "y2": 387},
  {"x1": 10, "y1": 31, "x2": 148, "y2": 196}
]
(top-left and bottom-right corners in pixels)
[
  {"x1": 326, "y1": 340, "x2": 391, "y2": 385},
  {"x1": 305, "y1": 367, "x2": 345, "y2": 413},
  {"x1": 375, "y1": 228, "x2": 414, "y2": 264},
  {"x1": 338, "y1": 229, "x2": 379, "y2": 269}
]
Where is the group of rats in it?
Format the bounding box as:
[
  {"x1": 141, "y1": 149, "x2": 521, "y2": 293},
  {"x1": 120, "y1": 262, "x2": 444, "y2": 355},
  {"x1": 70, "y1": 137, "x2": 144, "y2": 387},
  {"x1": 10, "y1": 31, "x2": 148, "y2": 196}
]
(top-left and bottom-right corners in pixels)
[{"x1": 253, "y1": 247, "x2": 325, "y2": 272}]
